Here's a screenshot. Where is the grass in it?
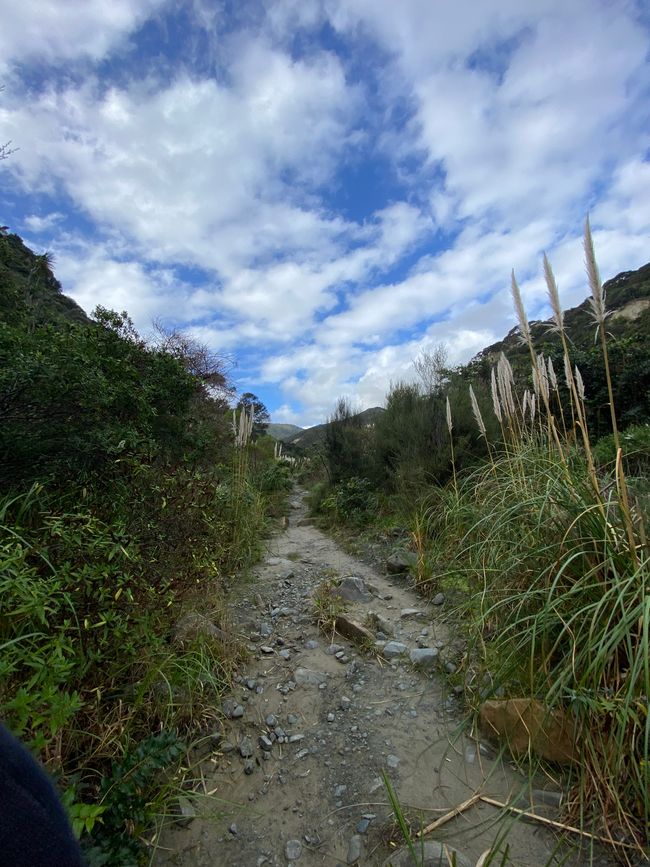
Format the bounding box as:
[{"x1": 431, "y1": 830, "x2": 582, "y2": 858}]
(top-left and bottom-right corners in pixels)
[{"x1": 418, "y1": 226, "x2": 649, "y2": 857}]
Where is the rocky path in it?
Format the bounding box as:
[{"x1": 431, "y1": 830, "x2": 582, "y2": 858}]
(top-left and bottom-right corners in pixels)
[{"x1": 153, "y1": 490, "x2": 589, "y2": 867}]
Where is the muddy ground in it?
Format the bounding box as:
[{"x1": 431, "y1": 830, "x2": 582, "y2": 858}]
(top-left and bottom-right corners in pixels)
[{"x1": 152, "y1": 490, "x2": 612, "y2": 867}]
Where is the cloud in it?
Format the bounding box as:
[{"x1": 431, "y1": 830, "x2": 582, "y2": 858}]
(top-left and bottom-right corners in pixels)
[
  {"x1": 23, "y1": 212, "x2": 64, "y2": 233},
  {"x1": 2, "y1": 0, "x2": 649, "y2": 427},
  {"x1": 0, "y1": 0, "x2": 165, "y2": 72}
]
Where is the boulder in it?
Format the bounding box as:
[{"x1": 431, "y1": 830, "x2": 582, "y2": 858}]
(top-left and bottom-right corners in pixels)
[
  {"x1": 332, "y1": 576, "x2": 372, "y2": 603},
  {"x1": 386, "y1": 550, "x2": 416, "y2": 575},
  {"x1": 479, "y1": 698, "x2": 577, "y2": 764},
  {"x1": 335, "y1": 614, "x2": 374, "y2": 645},
  {"x1": 366, "y1": 610, "x2": 393, "y2": 636}
]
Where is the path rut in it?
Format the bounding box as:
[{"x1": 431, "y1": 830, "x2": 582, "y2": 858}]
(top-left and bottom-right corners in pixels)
[{"x1": 154, "y1": 490, "x2": 602, "y2": 867}]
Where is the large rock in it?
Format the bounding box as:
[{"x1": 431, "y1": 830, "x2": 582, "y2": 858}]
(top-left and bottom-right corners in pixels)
[
  {"x1": 335, "y1": 614, "x2": 374, "y2": 645},
  {"x1": 382, "y1": 841, "x2": 472, "y2": 867},
  {"x1": 409, "y1": 648, "x2": 439, "y2": 669},
  {"x1": 332, "y1": 576, "x2": 372, "y2": 603},
  {"x1": 294, "y1": 667, "x2": 329, "y2": 686},
  {"x1": 172, "y1": 611, "x2": 226, "y2": 645},
  {"x1": 479, "y1": 698, "x2": 577, "y2": 764},
  {"x1": 386, "y1": 550, "x2": 416, "y2": 575}
]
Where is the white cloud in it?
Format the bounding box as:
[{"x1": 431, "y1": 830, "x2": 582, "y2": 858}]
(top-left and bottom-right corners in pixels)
[
  {"x1": 2, "y1": 0, "x2": 649, "y2": 427},
  {"x1": 23, "y1": 212, "x2": 64, "y2": 232},
  {"x1": 0, "y1": 0, "x2": 165, "y2": 72}
]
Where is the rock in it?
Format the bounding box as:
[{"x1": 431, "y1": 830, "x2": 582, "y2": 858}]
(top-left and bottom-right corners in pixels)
[
  {"x1": 259, "y1": 735, "x2": 273, "y2": 751},
  {"x1": 400, "y1": 607, "x2": 425, "y2": 620},
  {"x1": 346, "y1": 834, "x2": 363, "y2": 864},
  {"x1": 326, "y1": 644, "x2": 344, "y2": 655},
  {"x1": 479, "y1": 698, "x2": 577, "y2": 764},
  {"x1": 335, "y1": 614, "x2": 374, "y2": 645},
  {"x1": 382, "y1": 841, "x2": 472, "y2": 867},
  {"x1": 172, "y1": 611, "x2": 226, "y2": 645},
  {"x1": 239, "y1": 737, "x2": 254, "y2": 758},
  {"x1": 356, "y1": 817, "x2": 372, "y2": 834},
  {"x1": 294, "y1": 667, "x2": 328, "y2": 687},
  {"x1": 243, "y1": 760, "x2": 255, "y2": 775},
  {"x1": 304, "y1": 639, "x2": 319, "y2": 649},
  {"x1": 332, "y1": 576, "x2": 372, "y2": 603},
  {"x1": 223, "y1": 698, "x2": 244, "y2": 719},
  {"x1": 259, "y1": 622, "x2": 272, "y2": 637},
  {"x1": 409, "y1": 648, "x2": 439, "y2": 669},
  {"x1": 432, "y1": 592, "x2": 445, "y2": 605},
  {"x1": 386, "y1": 754, "x2": 399, "y2": 768},
  {"x1": 340, "y1": 696, "x2": 352, "y2": 710},
  {"x1": 382, "y1": 641, "x2": 407, "y2": 659},
  {"x1": 386, "y1": 550, "x2": 416, "y2": 575},
  {"x1": 285, "y1": 839, "x2": 303, "y2": 860},
  {"x1": 366, "y1": 611, "x2": 393, "y2": 636},
  {"x1": 175, "y1": 795, "x2": 196, "y2": 825},
  {"x1": 265, "y1": 714, "x2": 278, "y2": 727}
]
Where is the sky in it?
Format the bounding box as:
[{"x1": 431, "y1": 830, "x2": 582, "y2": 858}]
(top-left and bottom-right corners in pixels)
[{"x1": 1, "y1": 0, "x2": 649, "y2": 427}]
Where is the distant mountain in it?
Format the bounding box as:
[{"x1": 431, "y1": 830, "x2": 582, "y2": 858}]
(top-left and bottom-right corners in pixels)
[
  {"x1": 286, "y1": 406, "x2": 385, "y2": 451},
  {"x1": 266, "y1": 423, "x2": 303, "y2": 441}
]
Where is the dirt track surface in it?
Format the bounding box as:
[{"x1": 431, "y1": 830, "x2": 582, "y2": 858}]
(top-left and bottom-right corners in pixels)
[{"x1": 153, "y1": 490, "x2": 603, "y2": 867}]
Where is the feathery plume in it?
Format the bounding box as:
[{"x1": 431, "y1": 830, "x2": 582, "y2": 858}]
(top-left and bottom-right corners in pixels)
[
  {"x1": 575, "y1": 365, "x2": 585, "y2": 401},
  {"x1": 511, "y1": 270, "x2": 531, "y2": 345},
  {"x1": 536, "y1": 353, "x2": 549, "y2": 403},
  {"x1": 522, "y1": 389, "x2": 529, "y2": 418},
  {"x1": 532, "y1": 365, "x2": 539, "y2": 398},
  {"x1": 530, "y1": 393, "x2": 536, "y2": 423},
  {"x1": 543, "y1": 253, "x2": 563, "y2": 331},
  {"x1": 445, "y1": 395, "x2": 453, "y2": 434},
  {"x1": 547, "y1": 357, "x2": 558, "y2": 392},
  {"x1": 584, "y1": 217, "x2": 608, "y2": 328},
  {"x1": 469, "y1": 384, "x2": 487, "y2": 438},
  {"x1": 490, "y1": 367, "x2": 502, "y2": 423}
]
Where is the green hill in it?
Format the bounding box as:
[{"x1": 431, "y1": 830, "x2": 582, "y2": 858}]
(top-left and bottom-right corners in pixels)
[
  {"x1": 266, "y1": 423, "x2": 303, "y2": 441},
  {"x1": 287, "y1": 406, "x2": 385, "y2": 451}
]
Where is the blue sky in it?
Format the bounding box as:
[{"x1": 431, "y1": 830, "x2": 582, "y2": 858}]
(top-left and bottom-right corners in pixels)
[{"x1": 1, "y1": 0, "x2": 649, "y2": 427}]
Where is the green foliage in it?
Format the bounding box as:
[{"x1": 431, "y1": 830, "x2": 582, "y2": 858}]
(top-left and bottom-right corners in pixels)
[
  {"x1": 324, "y1": 397, "x2": 374, "y2": 483},
  {"x1": 82, "y1": 730, "x2": 185, "y2": 866},
  {"x1": 593, "y1": 424, "x2": 650, "y2": 475},
  {"x1": 0, "y1": 231, "x2": 281, "y2": 861},
  {"x1": 236, "y1": 391, "x2": 270, "y2": 439},
  {"x1": 320, "y1": 477, "x2": 378, "y2": 527}
]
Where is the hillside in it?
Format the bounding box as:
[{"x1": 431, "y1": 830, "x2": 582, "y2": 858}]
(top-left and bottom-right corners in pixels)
[
  {"x1": 266, "y1": 422, "x2": 303, "y2": 441},
  {"x1": 0, "y1": 232, "x2": 89, "y2": 326},
  {"x1": 287, "y1": 406, "x2": 385, "y2": 451},
  {"x1": 473, "y1": 261, "x2": 650, "y2": 365}
]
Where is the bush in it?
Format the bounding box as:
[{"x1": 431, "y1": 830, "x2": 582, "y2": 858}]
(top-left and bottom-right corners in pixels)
[{"x1": 321, "y1": 477, "x2": 378, "y2": 527}]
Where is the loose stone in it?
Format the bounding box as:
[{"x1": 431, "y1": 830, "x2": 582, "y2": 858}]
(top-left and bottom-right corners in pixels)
[
  {"x1": 346, "y1": 834, "x2": 363, "y2": 864},
  {"x1": 285, "y1": 839, "x2": 302, "y2": 861},
  {"x1": 382, "y1": 641, "x2": 407, "y2": 659},
  {"x1": 239, "y1": 737, "x2": 254, "y2": 758}
]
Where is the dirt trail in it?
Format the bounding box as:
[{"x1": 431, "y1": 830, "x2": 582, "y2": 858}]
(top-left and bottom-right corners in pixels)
[{"x1": 154, "y1": 490, "x2": 599, "y2": 867}]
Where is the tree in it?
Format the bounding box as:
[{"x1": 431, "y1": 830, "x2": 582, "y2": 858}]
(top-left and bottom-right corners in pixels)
[
  {"x1": 413, "y1": 343, "x2": 449, "y2": 395},
  {"x1": 236, "y1": 392, "x2": 270, "y2": 439}
]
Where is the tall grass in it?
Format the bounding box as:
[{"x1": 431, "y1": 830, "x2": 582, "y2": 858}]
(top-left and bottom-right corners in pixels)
[{"x1": 423, "y1": 225, "x2": 648, "y2": 853}]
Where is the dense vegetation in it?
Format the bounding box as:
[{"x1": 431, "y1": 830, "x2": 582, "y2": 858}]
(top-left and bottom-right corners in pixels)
[
  {"x1": 0, "y1": 233, "x2": 291, "y2": 864},
  {"x1": 309, "y1": 228, "x2": 650, "y2": 856}
]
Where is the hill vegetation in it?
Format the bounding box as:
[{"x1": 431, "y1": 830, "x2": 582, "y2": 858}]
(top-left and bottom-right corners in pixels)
[{"x1": 0, "y1": 231, "x2": 293, "y2": 864}]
